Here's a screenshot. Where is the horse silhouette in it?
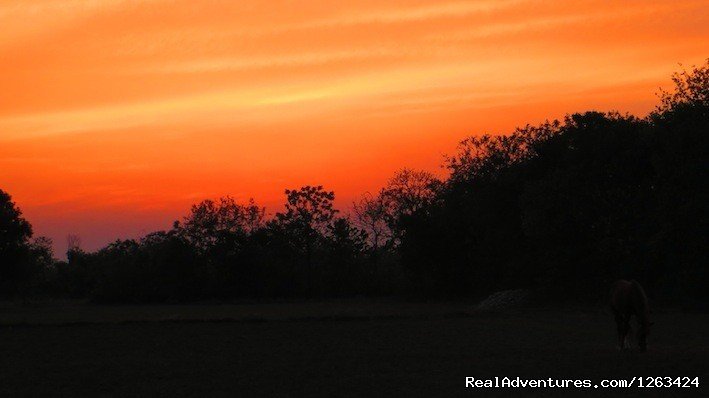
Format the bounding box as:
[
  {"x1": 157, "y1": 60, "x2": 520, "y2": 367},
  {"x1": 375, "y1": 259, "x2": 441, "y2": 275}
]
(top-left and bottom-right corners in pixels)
[{"x1": 610, "y1": 280, "x2": 653, "y2": 351}]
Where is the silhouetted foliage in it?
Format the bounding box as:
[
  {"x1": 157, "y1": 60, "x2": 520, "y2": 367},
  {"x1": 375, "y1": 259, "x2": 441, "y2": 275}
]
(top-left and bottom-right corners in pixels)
[
  {"x1": 379, "y1": 169, "x2": 441, "y2": 244},
  {"x1": 2, "y1": 60, "x2": 706, "y2": 303},
  {"x1": 176, "y1": 197, "x2": 265, "y2": 254},
  {"x1": 353, "y1": 192, "x2": 391, "y2": 250},
  {"x1": 0, "y1": 189, "x2": 55, "y2": 297},
  {"x1": 400, "y1": 60, "x2": 708, "y2": 302}
]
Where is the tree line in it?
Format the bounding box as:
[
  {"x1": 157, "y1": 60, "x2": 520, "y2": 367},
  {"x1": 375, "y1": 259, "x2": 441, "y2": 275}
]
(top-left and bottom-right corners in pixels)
[{"x1": 1, "y1": 60, "x2": 707, "y2": 304}]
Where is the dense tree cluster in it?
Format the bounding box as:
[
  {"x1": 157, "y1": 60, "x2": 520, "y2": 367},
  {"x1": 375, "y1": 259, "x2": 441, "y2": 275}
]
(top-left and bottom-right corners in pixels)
[
  {"x1": 1, "y1": 61, "x2": 706, "y2": 303},
  {"x1": 46, "y1": 186, "x2": 403, "y2": 302},
  {"x1": 401, "y1": 61, "x2": 708, "y2": 302}
]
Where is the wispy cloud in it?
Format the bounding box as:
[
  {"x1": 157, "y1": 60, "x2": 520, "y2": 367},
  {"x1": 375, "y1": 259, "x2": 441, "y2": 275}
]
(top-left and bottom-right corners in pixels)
[{"x1": 291, "y1": 0, "x2": 528, "y2": 29}]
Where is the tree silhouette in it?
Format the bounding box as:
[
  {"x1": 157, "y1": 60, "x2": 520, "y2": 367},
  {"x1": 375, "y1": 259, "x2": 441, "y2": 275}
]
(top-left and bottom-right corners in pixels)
[
  {"x1": 2, "y1": 60, "x2": 706, "y2": 303},
  {"x1": 655, "y1": 59, "x2": 709, "y2": 114},
  {"x1": 177, "y1": 196, "x2": 265, "y2": 254},
  {"x1": 0, "y1": 189, "x2": 34, "y2": 296},
  {"x1": 276, "y1": 186, "x2": 338, "y2": 233},
  {"x1": 352, "y1": 192, "x2": 391, "y2": 250},
  {"x1": 378, "y1": 169, "x2": 440, "y2": 244},
  {"x1": 398, "y1": 60, "x2": 709, "y2": 300}
]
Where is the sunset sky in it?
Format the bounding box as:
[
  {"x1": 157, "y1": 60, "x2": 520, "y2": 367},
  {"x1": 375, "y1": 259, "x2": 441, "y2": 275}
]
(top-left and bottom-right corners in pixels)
[{"x1": 1, "y1": 0, "x2": 707, "y2": 254}]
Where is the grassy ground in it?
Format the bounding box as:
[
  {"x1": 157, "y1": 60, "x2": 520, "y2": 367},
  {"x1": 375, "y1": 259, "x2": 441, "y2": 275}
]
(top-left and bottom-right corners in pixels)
[{"x1": 1, "y1": 301, "x2": 707, "y2": 397}]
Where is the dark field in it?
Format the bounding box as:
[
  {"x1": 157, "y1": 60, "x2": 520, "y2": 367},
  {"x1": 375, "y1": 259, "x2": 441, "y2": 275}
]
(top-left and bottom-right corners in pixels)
[{"x1": 1, "y1": 301, "x2": 707, "y2": 397}]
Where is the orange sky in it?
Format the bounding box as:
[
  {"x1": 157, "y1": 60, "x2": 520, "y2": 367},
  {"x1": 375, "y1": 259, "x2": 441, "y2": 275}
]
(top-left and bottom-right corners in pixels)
[{"x1": 1, "y1": 0, "x2": 708, "y2": 254}]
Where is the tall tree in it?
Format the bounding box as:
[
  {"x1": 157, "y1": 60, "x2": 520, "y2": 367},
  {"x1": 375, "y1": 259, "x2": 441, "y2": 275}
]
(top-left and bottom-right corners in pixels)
[
  {"x1": 379, "y1": 169, "x2": 440, "y2": 243},
  {"x1": 352, "y1": 192, "x2": 391, "y2": 250},
  {"x1": 177, "y1": 196, "x2": 265, "y2": 254},
  {"x1": 0, "y1": 189, "x2": 33, "y2": 296}
]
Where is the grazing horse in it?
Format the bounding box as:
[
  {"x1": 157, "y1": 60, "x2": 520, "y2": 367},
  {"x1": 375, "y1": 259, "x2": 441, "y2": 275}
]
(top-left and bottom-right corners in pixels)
[{"x1": 610, "y1": 280, "x2": 653, "y2": 351}]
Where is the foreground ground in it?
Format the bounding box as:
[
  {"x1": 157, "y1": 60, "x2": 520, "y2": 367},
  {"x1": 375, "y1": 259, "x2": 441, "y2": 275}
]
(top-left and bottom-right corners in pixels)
[{"x1": 1, "y1": 300, "x2": 707, "y2": 397}]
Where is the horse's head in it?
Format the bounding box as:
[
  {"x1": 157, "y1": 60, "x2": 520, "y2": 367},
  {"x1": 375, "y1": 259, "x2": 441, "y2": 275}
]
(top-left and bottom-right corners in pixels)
[{"x1": 637, "y1": 321, "x2": 654, "y2": 351}]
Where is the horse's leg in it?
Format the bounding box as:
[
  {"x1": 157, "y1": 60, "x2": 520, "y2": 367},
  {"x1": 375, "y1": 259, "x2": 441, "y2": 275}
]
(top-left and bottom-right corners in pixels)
[
  {"x1": 625, "y1": 323, "x2": 634, "y2": 349},
  {"x1": 615, "y1": 312, "x2": 629, "y2": 350},
  {"x1": 621, "y1": 320, "x2": 631, "y2": 350}
]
